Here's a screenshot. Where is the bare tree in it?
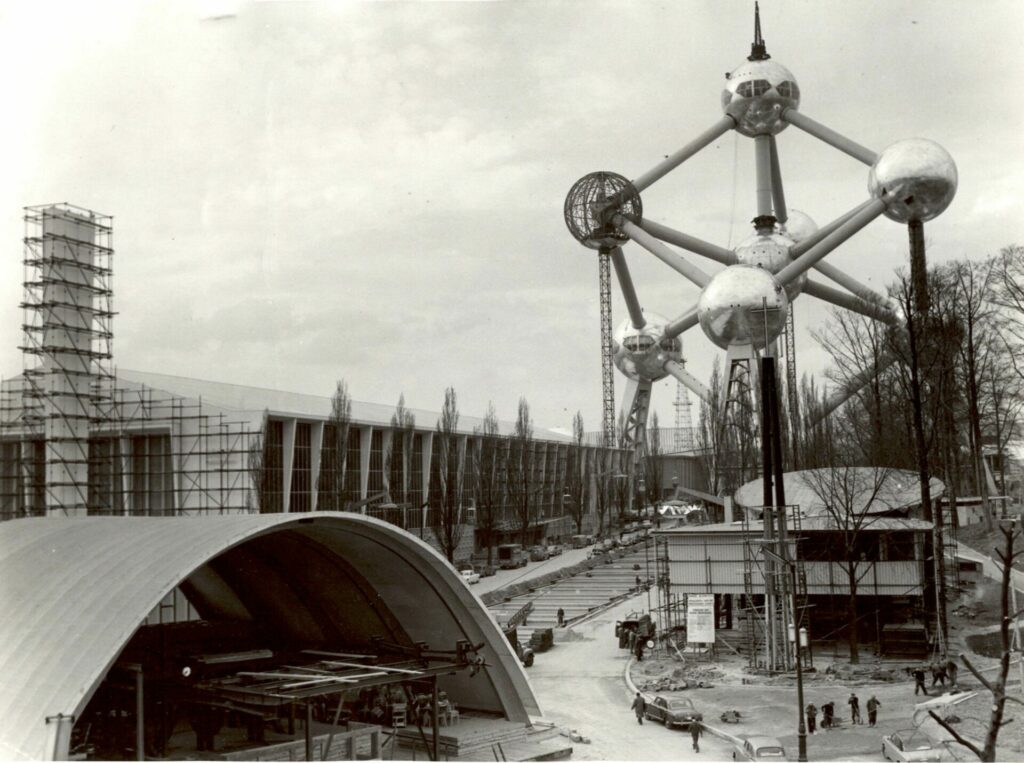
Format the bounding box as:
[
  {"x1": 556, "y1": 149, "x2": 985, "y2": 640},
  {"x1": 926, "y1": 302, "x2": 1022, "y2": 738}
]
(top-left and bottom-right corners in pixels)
[
  {"x1": 566, "y1": 411, "x2": 590, "y2": 535},
  {"x1": 318, "y1": 380, "x2": 352, "y2": 511},
  {"x1": 646, "y1": 412, "x2": 664, "y2": 528},
  {"x1": 431, "y1": 387, "x2": 464, "y2": 563},
  {"x1": 930, "y1": 521, "x2": 1024, "y2": 762},
  {"x1": 247, "y1": 410, "x2": 274, "y2": 512},
  {"x1": 697, "y1": 359, "x2": 726, "y2": 496},
  {"x1": 802, "y1": 464, "x2": 893, "y2": 664},
  {"x1": 508, "y1": 397, "x2": 536, "y2": 547},
  {"x1": 472, "y1": 402, "x2": 502, "y2": 566},
  {"x1": 385, "y1": 393, "x2": 415, "y2": 507}
]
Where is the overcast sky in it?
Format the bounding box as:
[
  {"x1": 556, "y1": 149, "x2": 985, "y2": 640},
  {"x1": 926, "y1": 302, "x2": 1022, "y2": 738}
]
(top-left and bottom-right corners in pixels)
[{"x1": 1, "y1": 0, "x2": 1022, "y2": 433}]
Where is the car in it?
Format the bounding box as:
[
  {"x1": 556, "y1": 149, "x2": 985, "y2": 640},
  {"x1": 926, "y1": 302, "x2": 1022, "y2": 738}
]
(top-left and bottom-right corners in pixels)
[
  {"x1": 882, "y1": 731, "x2": 945, "y2": 762},
  {"x1": 478, "y1": 564, "x2": 496, "y2": 577},
  {"x1": 528, "y1": 545, "x2": 549, "y2": 562},
  {"x1": 547, "y1": 543, "x2": 563, "y2": 556},
  {"x1": 643, "y1": 696, "x2": 702, "y2": 729},
  {"x1": 459, "y1": 569, "x2": 480, "y2": 585},
  {"x1": 732, "y1": 736, "x2": 788, "y2": 761}
]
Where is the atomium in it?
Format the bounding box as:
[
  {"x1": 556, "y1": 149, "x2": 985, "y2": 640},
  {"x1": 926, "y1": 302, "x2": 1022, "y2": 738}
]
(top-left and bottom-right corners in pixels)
[
  {"x1": 564, "y1": 6, "x2": 957, "y2": 452},
  {"x1": 611, "y1": 313, "x2": 682, "y2": 382}
]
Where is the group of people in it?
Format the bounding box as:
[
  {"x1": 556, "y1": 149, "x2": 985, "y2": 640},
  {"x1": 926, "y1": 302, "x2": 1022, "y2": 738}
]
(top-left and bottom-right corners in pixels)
[
  {"x1": 805, "y1": 693, "x2": 881, "y2": 732},
  {"x1": 910, "y1": 659, "x2": 958, "y2": 696},
  {"x1": 630, "y1": 693, "x2": 703, "y2": 752}
]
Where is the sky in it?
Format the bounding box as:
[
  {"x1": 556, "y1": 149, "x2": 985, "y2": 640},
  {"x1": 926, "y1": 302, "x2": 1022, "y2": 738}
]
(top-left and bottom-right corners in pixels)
[{"x1": 0, "y1": 0, "x2": 1022, "y2": 434}]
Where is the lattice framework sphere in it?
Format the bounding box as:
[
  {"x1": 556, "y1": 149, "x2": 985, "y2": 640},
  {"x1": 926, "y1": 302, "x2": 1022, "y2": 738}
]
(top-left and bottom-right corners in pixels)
[{"x1": 564, "y1": 172, "x2": 642, "y2": 250}]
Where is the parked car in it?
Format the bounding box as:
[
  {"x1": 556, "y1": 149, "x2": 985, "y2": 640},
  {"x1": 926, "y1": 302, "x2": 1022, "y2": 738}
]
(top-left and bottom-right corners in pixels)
[
  {"x1": 732, "y1": 736, "x2": 788, "y2": 761},
  {"x1": 459, "y1": 568, "x2": 480, "y2": 585},
  {"x1": 643, "y1": 696, "x2": 702, "y2": 729},
  {"x1": 529, "y1": 545, "x2": 549, "y2": 562},
  {"x1": 547, "y1": 543, "x2": 563, "y2": 556},
  {"x1": 882, "y1": 731, "x2": 945, "y2": 762},
  {"x1": 478, "y1": 564, "x2": 496, "y2": 577}
]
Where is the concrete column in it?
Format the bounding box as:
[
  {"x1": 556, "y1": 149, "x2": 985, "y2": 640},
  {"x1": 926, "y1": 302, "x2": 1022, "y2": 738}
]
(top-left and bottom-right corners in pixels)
[
  {"x1": 281, "y1": 418, "x2": 296, "y2": 513},
  {"x1": 359, "y1": 426, "x2": 373, "y2": 508},
  {"x1": 309, "y1": 421, "x2": 324, "y2": 511}
]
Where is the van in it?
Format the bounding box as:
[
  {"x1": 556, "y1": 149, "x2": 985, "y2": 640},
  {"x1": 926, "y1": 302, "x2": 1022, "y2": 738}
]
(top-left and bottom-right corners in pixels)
[{"x1": 496, "y1": 543, "x2": 528, "y2": 569}]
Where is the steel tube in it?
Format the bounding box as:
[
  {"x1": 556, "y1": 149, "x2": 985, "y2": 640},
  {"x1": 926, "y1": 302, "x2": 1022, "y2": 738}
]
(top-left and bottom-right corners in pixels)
[
  {"x1": 768, "y1": 135, "x2": 788, "y2": 224},
  {"x1": 755, "y1": 135, "x2": 774, "y2": 217},
  {"x1": 631, "y1": 115, "x2": 736, "y2": 193},
  {"x1": 663, "y1": 305, "x2": 700, "y2": 339},
  {"x1": 811, "y1": 351, "x2": 900, "y2": 424},
  {"x1": 637, "y1": 219, "x2": 736, "y2": 265},
  {"x1": 775, "y1": 199, "x2": 886, "y2": 287},
  {"x1": 782, "y1": 110, "x2": 878, "y2": 166},
  {"x1": 609, "y1": 246, "x2": 646, "y2": 329},
  {"x1": 617, "y1": 217, "x2": 712, "y2": 288},
  {"x1": 136, "y1": 669, "x2": 145, "y2": 762},
  {"x1": 811, "y1": 260, "x2": 892, "y2": 311},
  {"x1": 791, "y1": 199, "x2": 876, "y2": 258},
  {"x1": 803, "y1": 279, "x2": 897, "y2": 324},
  {"x1": 664, "y1": 359, "x2": 710, "y2": 401}
]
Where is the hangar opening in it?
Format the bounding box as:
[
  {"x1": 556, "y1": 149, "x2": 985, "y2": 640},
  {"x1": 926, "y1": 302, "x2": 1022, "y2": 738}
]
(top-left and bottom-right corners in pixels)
[{"x1": 0, "y1": 514, "x2": 539, "y2": 761}]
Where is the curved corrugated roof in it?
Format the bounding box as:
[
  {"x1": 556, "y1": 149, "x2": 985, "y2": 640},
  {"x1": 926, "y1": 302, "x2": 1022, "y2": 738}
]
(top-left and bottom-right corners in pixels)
[
  {"x1": 735, "y1": 468, "x2": 945, "y2": 515},
  {"x1": 0, "y1": 514, "x2": 538, "y2": 760}
]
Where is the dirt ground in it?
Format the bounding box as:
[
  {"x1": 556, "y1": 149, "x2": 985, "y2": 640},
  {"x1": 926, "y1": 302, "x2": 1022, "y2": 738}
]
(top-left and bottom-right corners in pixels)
[{"x1": 626, "y1": 575, "x2": 1024, "y2": 761}]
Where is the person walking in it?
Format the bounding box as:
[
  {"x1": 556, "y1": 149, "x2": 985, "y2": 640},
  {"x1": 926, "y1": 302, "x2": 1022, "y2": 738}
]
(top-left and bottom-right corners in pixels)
[
  {"x1": 821, "y1": 701, "x2": 834, "y2": 729},
  {"x1": 931, "y1": 661, "x2": 947, "y2": 688},
  {"x1": 913, "y1": 667, "x2": 929, "y2": 696},
  {"x1": 946, "y1": 658, "x2": 959, "y2": 687},
  {"x1": 557, "y1": 607, "x2": 565, "y2": 627},
  {"x1": 866, "y1": 695, "x2": 880, "y2": 727},
  {"x1": 848, "y1": 692, "x2": 861, "y2": 725},
  {"x1": 690, "y1": 720, "x2": 703, "y2": 752},
  {"x1": 631, "y1": 692, "x2": 646, "y2": 725},
  {"x1": 805, "y1": 703, "x2": 817, "y2": 734}
]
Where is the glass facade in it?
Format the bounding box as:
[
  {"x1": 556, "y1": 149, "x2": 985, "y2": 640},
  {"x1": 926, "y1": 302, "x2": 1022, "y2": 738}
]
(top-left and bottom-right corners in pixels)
[{"x1": 289, "y1": 422, "x2": 312, "y2": 512}]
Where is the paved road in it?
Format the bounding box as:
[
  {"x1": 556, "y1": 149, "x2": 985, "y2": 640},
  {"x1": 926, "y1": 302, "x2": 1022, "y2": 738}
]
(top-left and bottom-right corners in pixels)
[{"x1": 528, "y1": 596, "x2": 733, "y2": 761}]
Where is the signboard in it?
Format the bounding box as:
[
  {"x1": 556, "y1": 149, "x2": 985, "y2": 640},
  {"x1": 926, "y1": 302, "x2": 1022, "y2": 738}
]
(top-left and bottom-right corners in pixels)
[{"x1": 687, "y1": 594, "x2": 715, "y2": 644}]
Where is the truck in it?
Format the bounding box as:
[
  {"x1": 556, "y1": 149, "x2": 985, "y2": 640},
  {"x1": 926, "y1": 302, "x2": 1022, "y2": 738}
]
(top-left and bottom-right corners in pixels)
[{"x1": 496, "y1": 543, "x2": 528, "y2": 569}]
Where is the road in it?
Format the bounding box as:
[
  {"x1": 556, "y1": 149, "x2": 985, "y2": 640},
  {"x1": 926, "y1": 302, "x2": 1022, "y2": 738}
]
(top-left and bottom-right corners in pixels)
[{"x1": 528, "y1": 596, "x2": 733, "y2": 761}]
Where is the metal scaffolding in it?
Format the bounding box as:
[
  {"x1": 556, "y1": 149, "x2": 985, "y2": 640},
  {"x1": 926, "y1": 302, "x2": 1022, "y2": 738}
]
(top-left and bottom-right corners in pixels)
[{"x1": 0, "y1": 204, "x2": 257, "y2": 519}]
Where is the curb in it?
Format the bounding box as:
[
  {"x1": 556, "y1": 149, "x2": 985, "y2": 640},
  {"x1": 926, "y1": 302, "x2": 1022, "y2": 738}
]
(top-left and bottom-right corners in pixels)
[{"x1": 623, "y1": 655, "x2": 744, "y2": 748}]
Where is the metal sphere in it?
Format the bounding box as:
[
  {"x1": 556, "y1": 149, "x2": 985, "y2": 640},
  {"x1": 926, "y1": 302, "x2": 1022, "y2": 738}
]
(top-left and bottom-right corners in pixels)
[
  {"x1": 612, "y1": 312, "x2": 681, "y2": 382},
  {"x1": 564, "y1": 172, "x2": 642, "y2": 250},
  {"x1": 734, "y1": 229, "x2": 805, "y2": 300},
  {"x1": 868, "y1": 138, "x2": 958, "y2": 223},
  {"x1": 721, "y1": 59, "x2": 800, "y2": 137},
  {"x1": 779, "y1": 209, "x2": 817, "y2": 244},
  {"x1": 698, "y1": 265, "x2": 790, "y2": 350}
]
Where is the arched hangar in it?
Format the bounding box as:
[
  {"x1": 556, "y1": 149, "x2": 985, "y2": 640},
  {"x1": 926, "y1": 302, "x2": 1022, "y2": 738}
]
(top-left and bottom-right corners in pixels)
[{"x1": 0, "y1": 513, "x2": 539, "y2": 760}]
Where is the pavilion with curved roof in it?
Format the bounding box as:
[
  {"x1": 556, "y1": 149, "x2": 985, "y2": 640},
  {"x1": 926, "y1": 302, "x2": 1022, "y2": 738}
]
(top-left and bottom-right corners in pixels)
[{"x1": 0, "y1": 513, "x2": 538, "y2": 760}]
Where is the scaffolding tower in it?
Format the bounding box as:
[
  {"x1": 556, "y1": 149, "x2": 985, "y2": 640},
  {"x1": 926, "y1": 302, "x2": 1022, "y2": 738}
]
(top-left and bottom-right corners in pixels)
[
  {"x1": 0, "y1": 204, "x2": 258, "y2": 519},
  {"x1": 741, "y1": 504, "x2": 807, "y2": 671}
]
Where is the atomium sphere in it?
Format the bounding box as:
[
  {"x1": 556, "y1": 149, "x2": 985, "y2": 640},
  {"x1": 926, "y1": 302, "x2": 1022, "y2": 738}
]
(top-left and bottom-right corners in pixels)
[
  {"x1": 721, "y1": 59, "x2": 800, "y2": 137},
  {"x1": 734, "y1": 229, "x2": 805, "y2": 300},
  {"x1": 564, "y1": 171, "x2": 643, "y2": 250},
  {"x1": 612, "y1": 313, "x2": 681, "y2": 382},
  {"x1": 868, "y1": 138, "x2": 958, "y2": 223},
  {"x1": 698, "y1": 264, "x2": 790, "y2": 350},
  {"x1": 779, "y1": 209, "x2": 817, "y2": 244}
]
